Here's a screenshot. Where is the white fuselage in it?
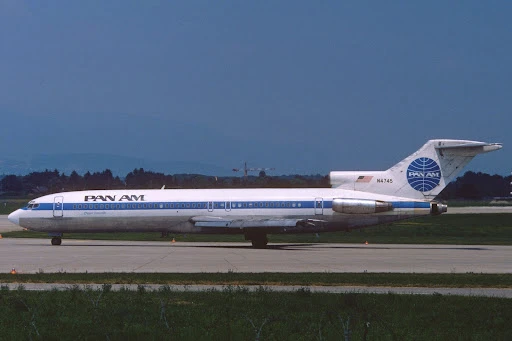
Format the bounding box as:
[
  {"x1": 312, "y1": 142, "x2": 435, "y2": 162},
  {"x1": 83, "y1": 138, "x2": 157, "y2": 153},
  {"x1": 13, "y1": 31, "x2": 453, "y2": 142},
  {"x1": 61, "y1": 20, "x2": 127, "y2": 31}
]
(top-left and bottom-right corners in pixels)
[{"x1": 8, "y1": 187, "x2": 435, "y2": 235}]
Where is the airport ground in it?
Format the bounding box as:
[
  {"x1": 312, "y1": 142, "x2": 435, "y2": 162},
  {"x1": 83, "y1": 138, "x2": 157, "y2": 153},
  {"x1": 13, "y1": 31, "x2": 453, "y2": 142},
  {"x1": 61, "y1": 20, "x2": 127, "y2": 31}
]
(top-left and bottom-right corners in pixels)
[
  {"x1": 1, "y1": 210, "x2": 511, "y2": 339},
  {"x1": 1, "y1": 210, "x2": 511, "y2": 294},
  {"x1": 1, "y1": 238, "x2": 511, "y2": 274}
]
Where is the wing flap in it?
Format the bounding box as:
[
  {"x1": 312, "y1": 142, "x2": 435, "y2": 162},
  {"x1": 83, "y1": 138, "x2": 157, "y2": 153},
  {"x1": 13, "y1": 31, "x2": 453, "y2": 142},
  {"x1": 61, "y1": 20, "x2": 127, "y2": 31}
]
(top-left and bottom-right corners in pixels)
[{"x1": 190, "y1": 216, "x2": 325, "y2": 229}]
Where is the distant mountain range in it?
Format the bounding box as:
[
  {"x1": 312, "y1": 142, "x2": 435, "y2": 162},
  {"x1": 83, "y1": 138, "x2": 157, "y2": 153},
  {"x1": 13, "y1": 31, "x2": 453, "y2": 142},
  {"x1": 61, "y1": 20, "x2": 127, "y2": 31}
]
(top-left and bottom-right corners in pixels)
[{"x1": 0, "y1": 154, "x2": 232, "y2": 176}]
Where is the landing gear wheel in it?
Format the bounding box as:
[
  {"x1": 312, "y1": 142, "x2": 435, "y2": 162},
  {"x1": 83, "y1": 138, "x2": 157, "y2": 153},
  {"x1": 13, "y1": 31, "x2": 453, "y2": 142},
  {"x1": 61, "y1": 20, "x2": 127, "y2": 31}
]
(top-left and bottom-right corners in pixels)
[
  {"x1": 51, "y1": 237, "x2": 62, "y2": 246},
  {"x1": 251, "y1": 235, "x2": 268, "y2": 249}
]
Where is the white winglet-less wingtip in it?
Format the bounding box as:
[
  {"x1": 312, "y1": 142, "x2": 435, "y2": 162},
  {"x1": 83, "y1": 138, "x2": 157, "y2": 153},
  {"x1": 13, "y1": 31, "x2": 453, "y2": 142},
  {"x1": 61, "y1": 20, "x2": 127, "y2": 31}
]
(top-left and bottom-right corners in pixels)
[{"x1": 8, "y1": 139, "x2": 502, "y2": 248}]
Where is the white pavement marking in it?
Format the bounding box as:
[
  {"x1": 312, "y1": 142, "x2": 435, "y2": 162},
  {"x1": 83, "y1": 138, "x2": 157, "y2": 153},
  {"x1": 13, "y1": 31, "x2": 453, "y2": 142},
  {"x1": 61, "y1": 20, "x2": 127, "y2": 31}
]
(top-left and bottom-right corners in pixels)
[
  {"x1": 1, "y1": 239, "x2": 511, "y2": 274},
  {"x1": 0, "y1": 283, "x2": 511, "y2": 298}
]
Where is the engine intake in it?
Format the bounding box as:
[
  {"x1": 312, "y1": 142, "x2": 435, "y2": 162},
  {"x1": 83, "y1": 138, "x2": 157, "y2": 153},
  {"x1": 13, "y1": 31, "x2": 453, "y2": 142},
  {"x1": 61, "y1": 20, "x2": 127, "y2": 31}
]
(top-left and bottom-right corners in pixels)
[{"x1": 332, "y1": 198, "x2": 393, "y2": 214}]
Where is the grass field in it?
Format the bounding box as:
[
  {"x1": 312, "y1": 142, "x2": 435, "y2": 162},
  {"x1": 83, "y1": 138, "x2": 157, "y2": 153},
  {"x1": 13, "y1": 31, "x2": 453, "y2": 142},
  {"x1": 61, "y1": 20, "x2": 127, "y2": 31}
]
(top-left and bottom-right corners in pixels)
[
  {"x1": 3, "y1": 213, "x2": 512, "y2": 245},
  {"x1": 0, "y1": 286, "x2": 510, "y2": 340}
]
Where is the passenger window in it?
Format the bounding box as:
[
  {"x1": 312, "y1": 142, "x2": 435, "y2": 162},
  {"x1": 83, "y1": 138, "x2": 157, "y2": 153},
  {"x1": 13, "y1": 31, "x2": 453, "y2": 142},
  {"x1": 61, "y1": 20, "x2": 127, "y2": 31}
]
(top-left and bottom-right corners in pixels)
[
  {"x1": 100, "y1": 204, "x2": 104, "y2": 209},
  {"x1": 94, "y1": 204, "x2": 99, "y2": 209}
]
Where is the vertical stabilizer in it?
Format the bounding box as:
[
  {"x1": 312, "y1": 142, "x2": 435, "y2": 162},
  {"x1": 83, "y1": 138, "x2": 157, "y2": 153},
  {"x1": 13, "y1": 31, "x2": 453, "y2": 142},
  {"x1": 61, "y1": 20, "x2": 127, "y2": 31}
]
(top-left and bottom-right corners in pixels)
[{"x1": 330, "y1": 139, "x2": 502, "y2": 200}]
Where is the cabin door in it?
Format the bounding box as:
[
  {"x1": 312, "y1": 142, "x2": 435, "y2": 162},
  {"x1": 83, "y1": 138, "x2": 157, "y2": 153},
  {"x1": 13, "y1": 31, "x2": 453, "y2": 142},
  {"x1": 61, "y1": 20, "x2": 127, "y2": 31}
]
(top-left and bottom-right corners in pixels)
[
  {"x1": 314, "y1": 198, "x2": 323, "y2": 215},
  {"x1": 53, "y1": 196, "x2": 64, "y2": 217}
]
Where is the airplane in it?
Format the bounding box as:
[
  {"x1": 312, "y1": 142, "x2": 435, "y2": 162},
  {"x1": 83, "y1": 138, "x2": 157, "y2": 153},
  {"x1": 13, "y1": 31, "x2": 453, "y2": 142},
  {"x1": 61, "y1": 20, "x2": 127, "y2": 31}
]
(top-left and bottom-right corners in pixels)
[{"x1": 8, "y1": 139, "x2": 502, "y2": 248}]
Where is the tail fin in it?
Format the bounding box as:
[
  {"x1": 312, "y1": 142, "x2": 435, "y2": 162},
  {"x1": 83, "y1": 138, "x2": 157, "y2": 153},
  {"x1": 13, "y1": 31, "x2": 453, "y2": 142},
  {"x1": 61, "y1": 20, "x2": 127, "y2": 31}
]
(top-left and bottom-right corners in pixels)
[{"x1": 330, "y1": 139, "x2": 502, "y2": 200}]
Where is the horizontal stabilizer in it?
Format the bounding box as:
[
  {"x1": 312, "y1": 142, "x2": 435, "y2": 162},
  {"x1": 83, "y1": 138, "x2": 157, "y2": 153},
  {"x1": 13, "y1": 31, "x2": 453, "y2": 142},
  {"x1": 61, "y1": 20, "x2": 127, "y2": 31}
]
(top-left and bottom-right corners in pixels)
[{"x1": 434, "y1": 141, "x2": 502, "y2": 150}]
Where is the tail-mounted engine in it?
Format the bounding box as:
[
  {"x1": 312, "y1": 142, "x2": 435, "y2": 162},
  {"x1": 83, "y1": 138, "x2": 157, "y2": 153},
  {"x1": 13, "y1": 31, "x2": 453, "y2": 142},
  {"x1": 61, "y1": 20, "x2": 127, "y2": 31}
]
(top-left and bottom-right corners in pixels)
[{"x1": 332, "y1": 198, "x2": 393, "y2": 214}]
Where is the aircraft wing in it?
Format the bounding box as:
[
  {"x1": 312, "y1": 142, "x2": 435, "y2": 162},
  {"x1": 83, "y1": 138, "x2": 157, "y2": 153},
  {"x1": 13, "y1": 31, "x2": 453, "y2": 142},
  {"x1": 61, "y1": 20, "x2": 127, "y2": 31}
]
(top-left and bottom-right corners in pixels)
[{"x1": 189, "y1": 216, "x2": 326, "y2": 228}]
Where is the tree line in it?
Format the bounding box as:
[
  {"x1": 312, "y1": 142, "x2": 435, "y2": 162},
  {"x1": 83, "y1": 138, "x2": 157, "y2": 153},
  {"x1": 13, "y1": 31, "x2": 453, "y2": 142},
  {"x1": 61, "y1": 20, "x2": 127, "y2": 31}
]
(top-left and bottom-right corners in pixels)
[
  {"x1": 0, "y1": 168, "x2": 330, "y2": 196},
  {"x1": 0, "y1": 169, "x2": 510, "y2": 200}
]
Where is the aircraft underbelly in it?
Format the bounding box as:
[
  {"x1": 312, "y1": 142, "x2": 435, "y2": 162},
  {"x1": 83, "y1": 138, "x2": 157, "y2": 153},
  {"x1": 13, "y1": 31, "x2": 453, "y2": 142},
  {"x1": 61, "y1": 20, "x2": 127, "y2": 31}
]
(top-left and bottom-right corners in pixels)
[{"x1": 18, "y1": 212, "x2": 417, "y2": 234}]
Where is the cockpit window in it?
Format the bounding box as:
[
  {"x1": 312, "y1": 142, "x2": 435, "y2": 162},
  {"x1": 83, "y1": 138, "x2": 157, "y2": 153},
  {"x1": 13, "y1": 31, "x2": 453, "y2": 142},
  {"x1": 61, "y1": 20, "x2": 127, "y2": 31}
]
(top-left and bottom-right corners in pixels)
[{"x1": 26, "y1": 202, "x2": 40, "y2": 209}]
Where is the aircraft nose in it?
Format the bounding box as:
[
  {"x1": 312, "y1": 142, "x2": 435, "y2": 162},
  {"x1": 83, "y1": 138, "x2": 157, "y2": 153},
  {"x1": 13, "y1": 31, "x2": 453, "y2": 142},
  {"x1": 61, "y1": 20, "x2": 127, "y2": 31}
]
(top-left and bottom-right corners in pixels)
[{"x1": 8, "y1": 209, "x2": 21, "y2": 226}]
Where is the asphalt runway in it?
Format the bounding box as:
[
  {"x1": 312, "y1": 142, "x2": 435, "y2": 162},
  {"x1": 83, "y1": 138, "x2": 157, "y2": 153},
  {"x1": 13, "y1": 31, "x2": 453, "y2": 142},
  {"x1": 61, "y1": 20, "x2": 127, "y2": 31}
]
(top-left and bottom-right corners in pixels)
[
  {"x1": 1, "y1": 238, "x2": 510, "y2": 274},
  {"x1": 0, "y1": 215, "x2": 24, "y2": 233}
]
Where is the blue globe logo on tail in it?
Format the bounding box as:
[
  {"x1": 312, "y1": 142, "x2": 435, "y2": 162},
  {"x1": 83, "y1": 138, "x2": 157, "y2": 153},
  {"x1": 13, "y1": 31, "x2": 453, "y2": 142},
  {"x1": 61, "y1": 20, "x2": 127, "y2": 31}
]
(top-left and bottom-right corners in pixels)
[{"x1": 407, "y1": 158, "x2": 441, "y2": 192}]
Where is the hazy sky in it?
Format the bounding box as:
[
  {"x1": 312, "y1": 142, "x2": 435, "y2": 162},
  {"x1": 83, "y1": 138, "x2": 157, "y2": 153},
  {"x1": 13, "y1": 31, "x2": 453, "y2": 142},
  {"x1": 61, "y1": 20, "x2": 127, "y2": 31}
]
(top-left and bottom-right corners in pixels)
[{"x1": 1, "y1": 1, "x2": 510, "y2": 175}]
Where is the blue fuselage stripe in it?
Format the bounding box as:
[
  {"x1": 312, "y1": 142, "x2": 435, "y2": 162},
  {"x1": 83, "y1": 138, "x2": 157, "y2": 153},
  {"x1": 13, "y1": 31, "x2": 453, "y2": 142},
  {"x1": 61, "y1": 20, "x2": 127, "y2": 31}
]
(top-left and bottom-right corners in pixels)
[{"x1": 23, "y1": 200, "x2": 431, "y2": 211}]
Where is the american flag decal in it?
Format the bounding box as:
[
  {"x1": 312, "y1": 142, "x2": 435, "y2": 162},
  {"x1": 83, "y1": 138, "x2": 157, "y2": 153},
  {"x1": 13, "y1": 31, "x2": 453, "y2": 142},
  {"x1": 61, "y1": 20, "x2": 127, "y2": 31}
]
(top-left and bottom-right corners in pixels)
[{"x1": 356, "y1": 176, "x2": 373, "y2": 183}]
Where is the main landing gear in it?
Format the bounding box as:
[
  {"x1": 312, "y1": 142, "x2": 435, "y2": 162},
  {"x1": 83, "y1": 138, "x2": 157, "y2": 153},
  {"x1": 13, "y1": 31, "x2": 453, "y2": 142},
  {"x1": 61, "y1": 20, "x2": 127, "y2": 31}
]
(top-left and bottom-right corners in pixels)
[
  {"x1": 49, "y1": 233, "x2": 63, "y2": 246},
  {"x1": 245, "y1": 232, "x2": 268, "y2": 249},
  {"x1": 51, "y1": 237, "x2": 62, "y2": 246}
]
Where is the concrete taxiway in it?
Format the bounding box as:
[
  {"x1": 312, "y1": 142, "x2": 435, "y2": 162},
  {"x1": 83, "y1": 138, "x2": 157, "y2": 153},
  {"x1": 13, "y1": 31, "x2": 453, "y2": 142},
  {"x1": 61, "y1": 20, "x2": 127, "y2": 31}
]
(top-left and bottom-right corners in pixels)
[
  {"x1": 1, "y1": 238, "x2": 510, "y2": 274},
  {"x1": 447, "y1": 206, "x2": 512, "y2": 214},
  {"x1": 1, "y1": 283, "x2": 511, "y2": 298}
]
